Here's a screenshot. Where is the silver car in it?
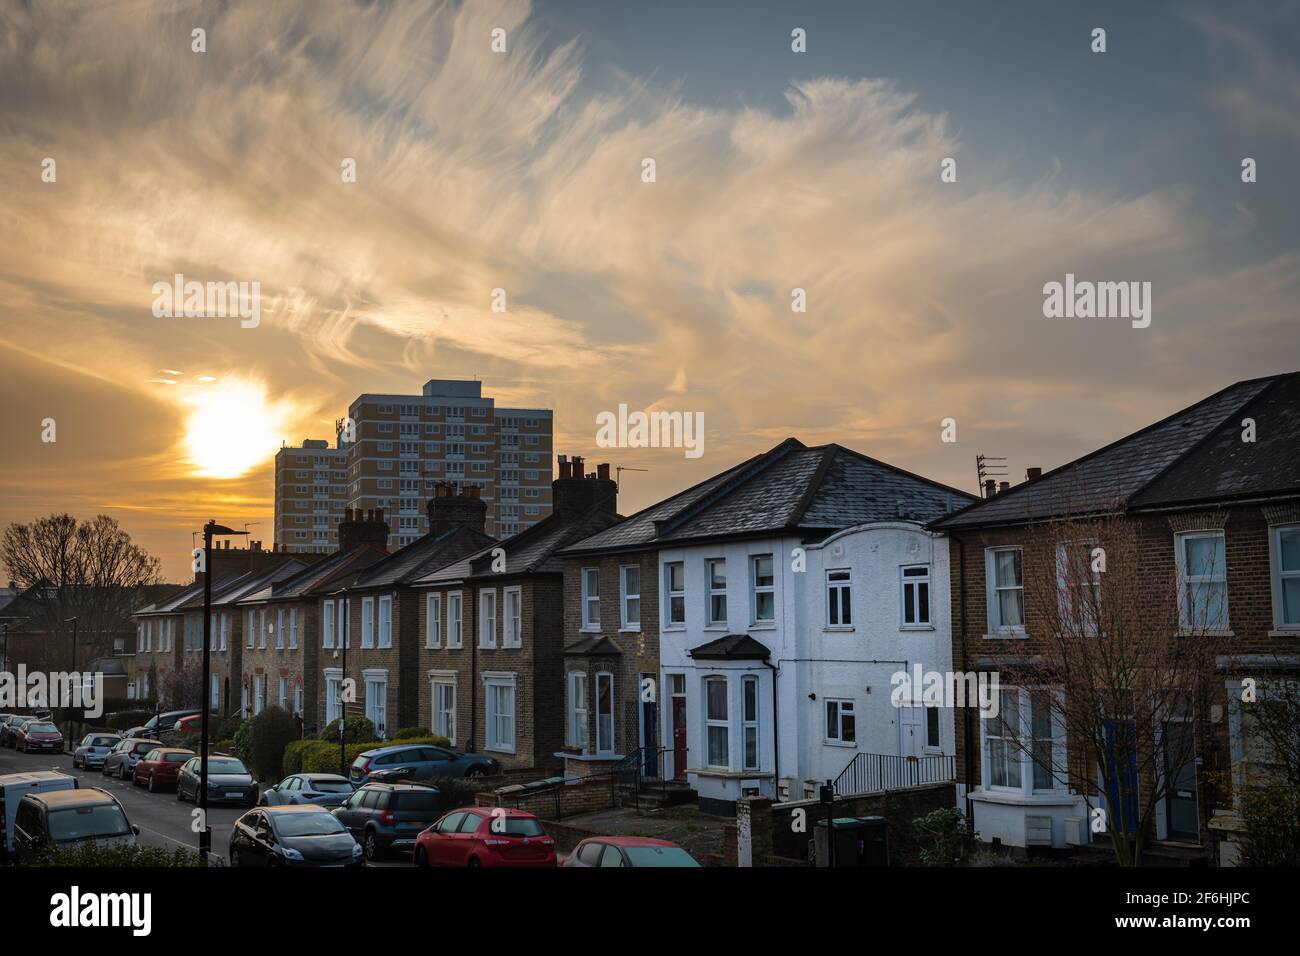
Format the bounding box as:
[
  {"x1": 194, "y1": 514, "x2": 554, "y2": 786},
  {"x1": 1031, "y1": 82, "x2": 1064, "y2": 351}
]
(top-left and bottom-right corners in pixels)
[
  {"x1": 259, "y1": 773, "x2": 355, "y2": 808},
  {"x1": 73, "y1": 733, "x2": 123, "y2": 770},
  {"x1": 101, "y1": 737, "x2": 162, "y2": 780}
]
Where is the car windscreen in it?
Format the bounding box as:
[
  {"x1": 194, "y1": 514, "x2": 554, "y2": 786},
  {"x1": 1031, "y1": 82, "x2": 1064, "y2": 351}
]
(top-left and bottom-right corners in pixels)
[
  {"x1": 206, "y1": 759, "x2": 248, "y2": 774},
  {"x1": 309, "y1": 780, "x2": 353, "y2": 793},
  {"x1": 272, "y1": 813, "x2": 347, "y2": 838},
  {"x1": 130, "y1": 743, "x2": 156, "y2": 754},
  {"x1": 26, "y1": 723, "x2": 57, "y2": 733},
  {"x1": 164, "y1": 753, "x2": 192, "y2": 763},
  {"x1": 91, "y1": 736, "x2": 119, "y2": 747},
  {"x1": 390, "y1": 791, "x2": 439, "y2": 812},
  {"x1": 622, "y1": 846, "x2": 700, "y2": 867},
  {"x1": 47, "y1": 805, "x2": 131, "y2": 842}
]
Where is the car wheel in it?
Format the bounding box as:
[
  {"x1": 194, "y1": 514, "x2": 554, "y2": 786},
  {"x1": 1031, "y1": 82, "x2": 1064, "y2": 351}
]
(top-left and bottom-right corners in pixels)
[
  {"x1": 73, "y1": 755, "x2": 80, "y2": 769},
  {"x1": 148, "y1": 774, "x2": 157, "y2": 793},
  {"x1": 120, "y1": 763, "x2": 129, "y2": 780},
  {"x1": 177, "y1": 785, "x2": 185, "y2": 801},
  {"x1": 230, "y1": 849, "x2": 241, "y2": 867},
  {"x1": 466, "y1": 766, "x2": 486, "y2": 778},
  {"x1": 363, "y1": 831, "x2": 380, "y2": 862},
  {"x1": 467, "y1": 857, "x2": 481, "y2": 868}
]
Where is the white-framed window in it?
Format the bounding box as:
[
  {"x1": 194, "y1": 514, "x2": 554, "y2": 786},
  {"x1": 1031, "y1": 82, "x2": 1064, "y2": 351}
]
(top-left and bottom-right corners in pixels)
[
  {"x1": 750, "y1": 554, "x2": 775, "y2": 623},
  {"x1": 985, "y1": 547, "x2": 1025, "y2": 633},
  {"x1": 484, "y1": 674, "x2": 516, "y2": 753},
  {"x1": 981, "y1": 687, "x2": 1064, "y2": 794},
  {"x1": 278, "y1": 677, "x2": 288, "y2": 709},
  {"x1": 364, "y1": 671, "x2": 388, "y2": 737},
  {"x1": 479, "y1": 589, "x2": 497, "y2": 648},
  {"x1": 361, "y1": 596, "x2": 375, "y2": 648},
  {"x1": 448, "y1": 592, "x2": 463, "y2": 648},
  {"x1": 254, "y1": 674, "x2": 266, "y2": 715},
  {"x1": 926, "y1": 705, "x2": 941, "y2": 750},
  {"x1": 220, "y1": 613, "x2": 230, "y2": 651},
  {"x1": 707, "y1": 559, "x2": 727, "y2": 626},
  {"x1": 827, "y1": 569, "x2": 852, "y2": 627},
  {"x1": 705, "y1": 676, "x2": 729, "y2": 767},
  {"x1": 378, "y1": 595, "x2": 392, "y2": 648},
  {"x1": 431, "y1": 677, "x2": 456, "y2": 745},
  {"x1": 825, "y1": 698, "x2": 856, "y2": 745},
  {"x1": 1055, "y1": 542, "x2": 1100, "y2": 632},
  {"x1": 245, "y1": 610, "x2": 255, "y2": 648},
  {"x1": 210, "y1": 674, "x2": 221, "y2": 710},
  {"x1": 260, "y1": 610, "x2": 269, "y2": 649},
  {"x1": 567, "y1": 671, "x2": 588, "y2": 749},
  {"x1": 293, "y1": 684, "x2": 303, "y2": 717},
  {"x1": 742, "y1": 675, "x2": 760, "y2": 771},
  {"x1": 581, "y1": 568, "x2": 600, "y2": 629},
  {"x1": 426, "y1": 593, "x2": 442, "y2": 648},
  {"x1": 289, "y1": 608, "x2": 298, "y2": 649},
  {"x1": 1272, "y1": 524, "x2": 1300, "y2": 629},
  {"x1": 503, "y1": 587, "x2": 522, "y2": 647},
  {"x1": 337, "y1": 598, "x2": 350, "y2": 648},
  {"x1": 324, "y1": 669, "x2": 342, "y2": 725},
  {"x1": 620, "y1": 566, "x2": 640, "y2": 629},
  {"x1": 275, "y1": 608, "x2": 285, "y2": 649},
  {"x1": 323, "y1": 600, "x2": 335, "y2": 648},
  {"x1": 595, "y1": 672, "x2": 615, "y2": 755},
  {"x1": 1176, "y1": 530, "x2": 1228, "y2": 631},
  {"x1": 664, "y1": 561, "x2": 685, "y2": 626},
  {"x1": 901, "y1": 564, "x2": 931, "y2": 627}
]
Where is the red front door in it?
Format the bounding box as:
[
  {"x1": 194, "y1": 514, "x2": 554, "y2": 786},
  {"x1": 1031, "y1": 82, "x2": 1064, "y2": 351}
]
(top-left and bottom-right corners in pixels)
[{"x1": 672, "y1": 696, "x2": 688, "y2": 781}]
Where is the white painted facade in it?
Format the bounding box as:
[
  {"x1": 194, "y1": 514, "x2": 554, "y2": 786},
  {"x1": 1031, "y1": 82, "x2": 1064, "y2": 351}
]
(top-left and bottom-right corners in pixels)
[{"x1": 657, "y1": 521, "x2": 957, "y2": 809}]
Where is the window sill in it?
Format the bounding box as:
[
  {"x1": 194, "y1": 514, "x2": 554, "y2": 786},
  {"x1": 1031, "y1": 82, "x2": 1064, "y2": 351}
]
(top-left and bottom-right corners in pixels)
[
  {"x1": 580, "y1": 626, "x2": 602, "y2": 634},
  {"x1": 662, "y1": 625, "x2": 686, "y2": 633},
  {"x1": 823, "y1": 626, "x2": 855, "y2": 633},
  {"x1": 823, "y1": 740, "x2": 856, "y2": 748},
  {"x1": 1266, "y1": 629, "x2": 1299, "y2": 638},
  {"x1": 983, "y1": 630, "x2": 1027, "y2": 640},
  {"x1": 703, "y1": 624, "x2": 729, "y2": 631},
  {"x1": 969, "y1": 789, "x2": 1079, "y2": 807},
  {"x1": 748, "y1": 623, "x2": 777, "y2": 631},
  {"x1": 618, "y1": 626, "x2": 642, "y2": 634},
  {"x1": 900, "y1": 625, "x2": 935, "y2": 632},
  {"x1": 1175, "y1": 629, "x2": 1235, "y2": 638},
  {"x1": 485, "y1": 746, "x2": 517, "y2": 756}
]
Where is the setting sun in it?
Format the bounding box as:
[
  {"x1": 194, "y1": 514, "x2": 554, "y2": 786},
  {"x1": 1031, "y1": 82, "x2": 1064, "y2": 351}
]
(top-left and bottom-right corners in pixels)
[{"x1": 181, "y1": 378, "x2": 290, "y2": 479}]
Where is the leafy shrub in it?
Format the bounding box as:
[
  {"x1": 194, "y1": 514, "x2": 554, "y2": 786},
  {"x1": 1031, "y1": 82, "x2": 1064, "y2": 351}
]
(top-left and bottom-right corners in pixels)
[
  {"x1": 319, "y1": 716, "x2": 376, "y2": 743},
  {"x1": 231, "y1": 717, "x2": 254, "y2": 760},
  {"x1": 392, "y1": 726, "x2": 432, "y2": 740},
  {"x1": 17, "y1": 842, "x2": 222, "y2": 867},
  {"x1": 248, "y1": 706, "x2": 297, "y2": 781},
  {"x1": 913, "y1": 807, "x2": 978, "y2": 866},
  {"x1": 106, "y1": 710, "x2": 153, "y2": 731},
  {"x1": 215, "y1": 739, "x2": 236, "y2": 755},
  {"x1": 215, "y1": 715, "x2": 244, "y2": 741}
]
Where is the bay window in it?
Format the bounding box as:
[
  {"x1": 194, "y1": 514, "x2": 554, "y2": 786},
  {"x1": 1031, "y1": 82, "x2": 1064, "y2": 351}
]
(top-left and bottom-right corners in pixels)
[{"x1": 705, "y1": 676, "x2": 729, "y2": 767}]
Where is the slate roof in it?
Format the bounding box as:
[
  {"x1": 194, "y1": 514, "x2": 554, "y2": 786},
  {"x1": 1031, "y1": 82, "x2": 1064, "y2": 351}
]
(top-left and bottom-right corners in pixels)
[
  {"x1": 688, "y1": 634, "x2": 772, "y2": 660},
  {"x1": 135, "y1": 576, "x2": 240, "y2": 616},
  {"x1": 562, "y1": 438, "x2": 975, "y2": 555},
  {"x1": 350, "y1": 525, "x2": 497, "y2": 591},
  {"x1": 932, "y1": 372, "x2": 1298, "y2": 530},
  {"x1": 255, "y1": 544, "x2": 391, "y2": 601}
]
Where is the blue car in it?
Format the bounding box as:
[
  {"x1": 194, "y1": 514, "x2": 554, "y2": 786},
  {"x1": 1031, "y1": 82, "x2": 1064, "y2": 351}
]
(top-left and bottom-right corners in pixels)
[
  {"x1": 349, "y1": 744, "x2": 499, "y2": 785},
  {"x1": 73, "y1": 732, "x2": 123, "y2": 770}
]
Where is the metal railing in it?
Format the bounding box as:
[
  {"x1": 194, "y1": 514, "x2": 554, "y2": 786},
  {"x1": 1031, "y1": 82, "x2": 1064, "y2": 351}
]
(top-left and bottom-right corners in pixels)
[
  {"x1": 833, "y1": 752, "x2": 955, "y2": 797},
  {"x1": 612, "y1": 746, "x2": 678, "y2": 811}
]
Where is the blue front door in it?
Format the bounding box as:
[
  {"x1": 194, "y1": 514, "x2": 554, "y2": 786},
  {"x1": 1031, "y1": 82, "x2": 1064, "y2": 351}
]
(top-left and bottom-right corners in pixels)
[{"x1": 1103, "y1": 720, "x2": 1139, "y2": 835}]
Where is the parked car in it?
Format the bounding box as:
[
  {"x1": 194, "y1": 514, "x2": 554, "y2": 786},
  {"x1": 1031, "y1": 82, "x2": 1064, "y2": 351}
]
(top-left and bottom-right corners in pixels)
[
  {"x1": 132, "y1": 748, "x2": 195, "y2": 792},
  {"x1": 101, "y1": 738, "x2": 163, "y2": 780},
  {"x1": 124, "y1": 709, "x2": 200, "y2": 739},
  {"x1": 229, "y1": 805, "x2": 364, "y2": 868},
  {"x1": 72, "y1": 733, "x2": 122, "y2": 770},
  {"x1": 413, "y1": 806, "x2": 556, "y2": 868},
  {"x1": 259, "y1": 773, "x2": 354, "y2": 808},
  {"x1": 14, "y1": 719, "x2": 64, "y2": 754},
  {"x1": 10, "y1": 787, "x2": 139, "y2": 860},
  {"x1": 564, "y1": 836, "x2": 701, "y2": 868},
  {"x1": 0, "y1": 770, "x2": 78, "y2": 857},
  {"x1": 332, "y1": 782, "x2": 441, "y2": 861},
  {"x1": 0, "y1": 715, "x2": 29, "y2": 748},
  {"x1": 174, "y1": 715, "x2": 202, "y2": 734},
  {"x1": 176, "y1": 754, "x2": 259, "y2": 807},
  {"x1": 349, "y1": 744, "x2": 499, "y2": 785}
]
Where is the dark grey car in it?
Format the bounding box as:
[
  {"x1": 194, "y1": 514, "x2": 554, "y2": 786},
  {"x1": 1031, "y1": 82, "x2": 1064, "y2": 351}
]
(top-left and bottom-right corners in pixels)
[
  {"x1": 332, "y1": 782, "x2": 441, "y2": 861},
  {"x1": 176, "y1": 755, "x2": 259, "y2": 807},
  {"x1": 229, "y1": 805, "x2": 363, "y2": 868},
  {"x1": 100, "y1": 738, "x2": 161, "y2": 780},
  {"x1": 259, "y1": 773, "x2": 354, "y2": 808}
]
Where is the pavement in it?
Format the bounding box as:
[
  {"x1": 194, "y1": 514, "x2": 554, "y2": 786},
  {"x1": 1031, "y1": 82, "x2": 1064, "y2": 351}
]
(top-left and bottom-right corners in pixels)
[{"x1": 0, "y1": 746, "x2": 411, "y2": 866}]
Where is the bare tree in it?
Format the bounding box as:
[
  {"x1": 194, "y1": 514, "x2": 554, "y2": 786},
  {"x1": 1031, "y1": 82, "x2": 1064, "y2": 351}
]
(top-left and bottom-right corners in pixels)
[
  {"x1": 1, "y1": 514, "x2": 162, "y2": 669},
  {"x1": 1230, "y1": 671, "x2": 1300, "y2": 865},
  {"x1": 159, "y1": 659, "x2": 205, "y2": 711},
  {"x1": 996, "y1": 514, "x2": 1219, "y2": 866}
]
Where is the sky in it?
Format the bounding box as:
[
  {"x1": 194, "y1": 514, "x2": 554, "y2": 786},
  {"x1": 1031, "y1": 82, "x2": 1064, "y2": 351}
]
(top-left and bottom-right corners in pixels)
[{"x1": 1, "y1": 0, "x2": 1298, "y2": 582}]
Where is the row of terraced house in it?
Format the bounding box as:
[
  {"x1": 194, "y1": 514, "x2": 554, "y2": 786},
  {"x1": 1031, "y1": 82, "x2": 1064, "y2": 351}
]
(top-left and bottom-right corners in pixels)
[{"x1": 128, "y1": 371, "x2": 1300, "y2": 864}]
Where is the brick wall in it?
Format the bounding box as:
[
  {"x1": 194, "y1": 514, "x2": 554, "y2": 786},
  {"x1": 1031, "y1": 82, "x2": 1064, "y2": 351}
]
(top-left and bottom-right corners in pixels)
[{"x1": 766, "y1": 783, "x2": 956, "y2": 864}]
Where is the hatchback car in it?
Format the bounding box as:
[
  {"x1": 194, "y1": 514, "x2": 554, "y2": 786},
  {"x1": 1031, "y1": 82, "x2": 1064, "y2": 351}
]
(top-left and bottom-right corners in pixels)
[
  {"x1": 349, "y1": 744, "x2": 499, "y2": 785},
  {"x1": 259, "y1": 773, "x2": 354, "y2": 808},
  {"x1": 132, "y1": 748, "x2": 195, "y2": 792},
  {"x1": 0, "y1": 715, "x2": 26, "y2": 747},
  {"x1": 564, "y1": 836, "x2": 701, "y2": 868},
  {"x1": 9, "y1": 787, "x2": 139, "y2": 860},
  {"x1": 414, "y1": 807, "x2": 556, "y2": 868},
  {"x1": 72, "y1": 733, "x2": 122, "y2": 770},
  {"x1": 332, "y1": 782, "x2": 441, "y2": 861},
  {"x1": 176, "y1": 754, "x2": 258, "y2": 807},
  {"x1": 229, "y1": 805, "x2": 364, "y2": 868},
  {"x1": 102, "y1": 738, "x2": 162, "y2": 780},
  {"x1": 123, "y1": 709, "x2": 199, "y2": 739},
  {"x1": 14, "y1": 719, "x2": 64, "y2": 754}
]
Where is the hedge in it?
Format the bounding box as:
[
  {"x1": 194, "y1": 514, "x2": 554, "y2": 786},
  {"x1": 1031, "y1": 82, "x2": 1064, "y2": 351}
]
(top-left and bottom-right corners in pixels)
[{"x1": 17, "y1": 842, "x2": 221, "y2": 867}]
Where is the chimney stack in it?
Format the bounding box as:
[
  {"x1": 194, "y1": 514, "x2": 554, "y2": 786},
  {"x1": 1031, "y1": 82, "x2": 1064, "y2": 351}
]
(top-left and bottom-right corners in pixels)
[
  {"x1": 571, "y1": 455, "x2": 585, "y2": 478},
  {"x1": 557, "y1": 454, "x2": 571, "y2": 480},
  {"x1": 338, "y1": 508, "x2": 390, "y2": 552},
  {"x1": 552, "y1": 452, "x2": 617, "y2": 516},
  {"x1": 596, "y1": 462, "x2": 610, "y2": 481},
  {"x1": 427, "y1": 484, "x2": 487, "y2": 537},
  {"x1": 1026, "y1": 467, "x2": 1042, "y2": 481}
]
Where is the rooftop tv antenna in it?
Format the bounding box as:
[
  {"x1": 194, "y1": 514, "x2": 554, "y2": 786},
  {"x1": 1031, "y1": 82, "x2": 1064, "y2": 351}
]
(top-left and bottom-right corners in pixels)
[
  {"x1": 976, "y1": 455, "x2": 1008, "y2": 498},
  {"x1": 616, "y1": 466, "x2": 648, "y2": 490}
]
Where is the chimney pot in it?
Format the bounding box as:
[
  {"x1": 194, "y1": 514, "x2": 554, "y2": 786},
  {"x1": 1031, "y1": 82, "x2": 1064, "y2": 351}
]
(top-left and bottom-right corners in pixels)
[
  {"x1": 984, "y1": 479, "x2": 997, "y2": 497},
  {"x1": 1026, "y1": 467, "x2": 1042, "y2": 481},
  {"x1": 571, "y1": 455, "x2": 584, "y2": 477},
  {"x1": 597, "y1": 462, "x2": 610, "y2": 481},
  {"x1": 999, "y1": 481, "x2": 1011, "y2": 493},
  {"x1": 375, "y1": 507, "x2": 384, "y2": 522}
]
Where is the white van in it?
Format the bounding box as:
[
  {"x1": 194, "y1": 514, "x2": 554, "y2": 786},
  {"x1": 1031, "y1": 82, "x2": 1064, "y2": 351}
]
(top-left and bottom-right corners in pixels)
[{"x1": 0, "y1": 770, "x2": 78, "y2": 855}]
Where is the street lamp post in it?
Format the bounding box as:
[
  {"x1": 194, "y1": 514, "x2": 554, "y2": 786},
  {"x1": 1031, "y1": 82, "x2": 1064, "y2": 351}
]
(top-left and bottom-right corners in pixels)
[{"x1": 198, "y1": 521, "x2": 247, "y2": 865}]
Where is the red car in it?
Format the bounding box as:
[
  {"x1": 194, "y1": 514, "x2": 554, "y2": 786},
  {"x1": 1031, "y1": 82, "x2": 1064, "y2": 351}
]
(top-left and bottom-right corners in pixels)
[
  {"x1": 413, "y1": 807, "x2": 556, "y2": 868},
  {"x1": 175, "y1": 715, "x2": 202, "y2": 734},
  {"x1": 133, "y1": 747, "x2": 196, "y2": 793},
  {"x1": 14, "y1": 719, "x2": 64, "y2": 754},
  {"x1": 563, "y1": 836, "x2": 702, "y2": 867}
]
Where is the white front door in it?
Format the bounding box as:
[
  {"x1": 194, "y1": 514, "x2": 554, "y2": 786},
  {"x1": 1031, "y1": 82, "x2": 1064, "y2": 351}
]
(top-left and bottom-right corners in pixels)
[{"x1": 900, "y1": 707, "x2": 925, "y2": 759}]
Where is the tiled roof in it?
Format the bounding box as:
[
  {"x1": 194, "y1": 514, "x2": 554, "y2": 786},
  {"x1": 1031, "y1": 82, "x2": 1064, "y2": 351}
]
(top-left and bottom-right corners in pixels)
[
  {"x1": 266, "y1": 544, "x2": 391, "y2": 600},
  {"x1": 562, "y1": 438, "x2": 975, "y2": 555},
  {"x1": 351, "y1": 526, "x2": 497, "y2": 590},
  {"x1": 932, "y1": 373, "x2": 1295, "y2": 530}
]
